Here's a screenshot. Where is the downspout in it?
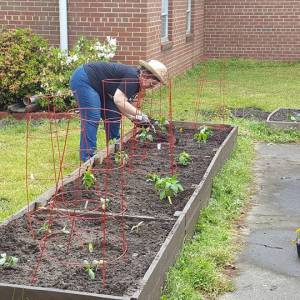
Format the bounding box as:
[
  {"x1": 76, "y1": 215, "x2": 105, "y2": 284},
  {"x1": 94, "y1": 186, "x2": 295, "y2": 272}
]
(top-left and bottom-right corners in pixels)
[{"x1": 59, "y1": 0, "x2": 68, "y2": 52}]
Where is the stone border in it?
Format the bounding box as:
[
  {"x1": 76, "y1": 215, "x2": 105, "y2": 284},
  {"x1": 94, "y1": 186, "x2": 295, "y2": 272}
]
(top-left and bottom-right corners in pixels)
[
  {"x1": 266, "y1": 108, "x2": 300, "y2": 130},
  {"x1": 0, "y1": 123, "x2": 238, "y2": 300}
]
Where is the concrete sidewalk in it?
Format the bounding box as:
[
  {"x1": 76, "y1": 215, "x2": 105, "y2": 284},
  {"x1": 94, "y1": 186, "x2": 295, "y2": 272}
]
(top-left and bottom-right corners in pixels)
[{"x1": 220, "y1": 143, "x2": 300, "y2": 300}]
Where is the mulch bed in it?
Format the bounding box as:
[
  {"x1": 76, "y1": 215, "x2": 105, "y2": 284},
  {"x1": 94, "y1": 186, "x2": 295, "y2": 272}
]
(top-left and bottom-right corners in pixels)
[
  {"x1": 230, "y1": 107, "x2": 270, "y2": 121},
  {"x1": 0, "y1": 125, "x2": 232, "y2": 296}
]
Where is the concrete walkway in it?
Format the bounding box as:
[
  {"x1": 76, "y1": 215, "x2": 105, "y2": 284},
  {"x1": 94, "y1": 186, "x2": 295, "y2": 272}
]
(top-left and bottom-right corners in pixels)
[{"x1": 220, "y1": 143, "x2": 300, "y2": 300}]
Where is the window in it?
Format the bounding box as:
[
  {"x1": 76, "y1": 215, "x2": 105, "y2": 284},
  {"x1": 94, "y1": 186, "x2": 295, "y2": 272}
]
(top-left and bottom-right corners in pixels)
[
  {"x1": 186, "y1": 0, "x2": 192, "y2": 34},
  {"x1": 161, "y1": 0, "x2": 168, "y2": 42}
]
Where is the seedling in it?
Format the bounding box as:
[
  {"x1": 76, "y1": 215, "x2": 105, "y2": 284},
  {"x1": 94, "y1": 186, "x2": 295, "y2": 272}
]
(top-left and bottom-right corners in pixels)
[
  {"x1": 289, "y1": 113, "x2": 300, "y2": 122},
  {"x1": 88, "y1": 242, "x2": 94, "y2": 253},
  {"x1": 146, "y1": 173, "x2": 160, "y2": 183},
  {"x1": 37, "y1": 222, "x2": 51, "y2": 235},
  {"x1": 0, "y1": 253, "x2": 18, "y2": 268},
  {"x1": 177, "y1": 151, "x2": 191, "y2": 166},
  {"x1": 100, "y1": 197, "x2": 110, "y2": 210},
  {"x1": 130, "y1": 221, "x2": 144, "y2": 234},
  {"x1": 155, "y1": 116, "x2": 169, "y2": 132},
  {"x1": 137, "y1": 128, "x2": 153, "y2": 142},
  {"x1": 147, "y1": 174, "x2": 184, "y2": 204},
  {"x1": 82, "y1": 167, "x2": 95, "y2": 189},
  {"x1": 114, "y1": 151, "x2": 129, "y2": 165},
  {"x1": 83, "y1": 259, "x2": 105, "y2": 280},
  {"x1": 194, "y1": 126, "x2": 213, "y2": 144}
]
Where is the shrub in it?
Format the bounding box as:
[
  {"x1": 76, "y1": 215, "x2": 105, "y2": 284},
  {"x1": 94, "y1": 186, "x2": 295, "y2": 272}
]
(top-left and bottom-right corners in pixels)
[
  {"x1": 0, "y1": 28, "x2": 49, "y2": 110},
  {"x1": 38, "y1": 36, "x2": 117, "y2": 111}
]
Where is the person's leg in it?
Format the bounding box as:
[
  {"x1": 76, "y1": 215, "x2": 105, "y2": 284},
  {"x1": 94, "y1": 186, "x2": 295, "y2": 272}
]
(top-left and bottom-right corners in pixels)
[
  {"x1": 70, "y1": 66, "x2": 101, "y2": 161},
  {"x1": 102, "y1": 98, "x2": 121, "y2": 142}
]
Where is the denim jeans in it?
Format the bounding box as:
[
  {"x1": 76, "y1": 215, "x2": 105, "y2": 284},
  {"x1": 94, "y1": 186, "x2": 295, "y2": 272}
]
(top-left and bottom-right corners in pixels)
[{"x1": 70, "y1": 65, "x2": 120, "y2": 161}]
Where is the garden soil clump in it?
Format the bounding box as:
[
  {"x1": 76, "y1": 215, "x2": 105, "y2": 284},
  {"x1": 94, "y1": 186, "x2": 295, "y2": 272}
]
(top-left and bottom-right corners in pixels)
[{"x1": 0, "y1": 125, "x2": 232, "y2": 296}]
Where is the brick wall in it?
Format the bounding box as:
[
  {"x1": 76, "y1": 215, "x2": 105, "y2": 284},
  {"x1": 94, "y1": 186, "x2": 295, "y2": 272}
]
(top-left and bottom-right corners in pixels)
[
  {"x1": 0, "y1": 0, "x2": 60, "y2": 45},
  {"x1": 205, "y1": 0, "x2": 300, "y2": 60},
  {"x1": 146, "y1": 0, "x2": 204, "y2": 76}
]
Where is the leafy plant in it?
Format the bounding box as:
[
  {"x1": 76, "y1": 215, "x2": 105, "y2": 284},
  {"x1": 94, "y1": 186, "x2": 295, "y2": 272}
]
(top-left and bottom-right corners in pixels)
[
  {"x1": 0, "y1": 253, "x2": 18, "y2": 268},
  {"x1": 289, "y1": 114, "x2": 300, "y2": 122},
  {"x1": 83, "y1": 259, "x2": 104, "y2": 280},
  {"x1": 37, "y1": 222, "x2": 51, "y2": 235},
  {"x1": 88, "y1": 242, "x2": 94, "y2": 254},
  {"x1": 82, "y1": 167, "x2": 95, "y2": 189},
  {"x1": 155, "y1": 116, "x2": 169, "y2": 132},
  {"x1": 38, "y1": 36, "x2": 117, "y2": 111},
  {"x1": 147, "y1": 174, "x2": 184, "y2": 204},
  {"x1": 137, "y1": 128, "x2": 153, "y2": 142},
  {"x1": 0, "y1": 28, "x2": 49, "y2": 109},
  {"x1": 114, "y1": 151, "x2": 129, "y2": 165},
  {"x1": 194, "y1": 126, "x2": 213, "y2": 144},
  {"x1": 146, "y1": 173, "x2": 161, "y2": 183},
  {"x1": 177, "y1": 151, "x2": 191, "y2": 166}
]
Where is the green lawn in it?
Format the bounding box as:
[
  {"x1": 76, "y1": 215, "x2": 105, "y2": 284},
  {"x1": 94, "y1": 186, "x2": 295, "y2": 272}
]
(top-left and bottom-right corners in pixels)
[{"x1": 0, "y1": 59, "x2": 300, "y2": 298}]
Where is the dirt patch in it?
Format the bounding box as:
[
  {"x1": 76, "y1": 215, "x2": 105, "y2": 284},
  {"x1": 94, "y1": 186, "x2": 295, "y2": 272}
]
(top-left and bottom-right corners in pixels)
[
  {"x1": 231, "y1": 107, "x2": 270, "y2": 121},
  {"x1": 269, "y1": 108, "x2": 300, "y2": 122},
  {"x1": 0, "y1": 125, "x2": 232, "y2": 297}
]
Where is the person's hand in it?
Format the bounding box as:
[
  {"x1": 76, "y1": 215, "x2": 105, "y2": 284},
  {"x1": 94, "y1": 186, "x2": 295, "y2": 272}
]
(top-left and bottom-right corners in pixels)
[{"x1": 132, "y1": 113, "x2": 151, "y2": 127}]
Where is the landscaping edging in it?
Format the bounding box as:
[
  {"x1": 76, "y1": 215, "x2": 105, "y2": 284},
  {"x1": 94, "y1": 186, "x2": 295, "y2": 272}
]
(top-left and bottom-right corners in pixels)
[
  {"x1": 266, "y1": 108, "x2": 300, "y2": 130},
  {"x1": 0, "y1": 122, "x2": 238, "y2": 300}
]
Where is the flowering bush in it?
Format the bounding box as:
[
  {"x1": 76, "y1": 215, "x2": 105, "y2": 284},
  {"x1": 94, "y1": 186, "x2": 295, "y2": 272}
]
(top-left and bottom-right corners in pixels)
[
  {"x1": 0, "y1": 28, "x2": 49, "y2": 110},
  {"x1": 38, "y1": 36, "x2": 117, "y2": 111}
]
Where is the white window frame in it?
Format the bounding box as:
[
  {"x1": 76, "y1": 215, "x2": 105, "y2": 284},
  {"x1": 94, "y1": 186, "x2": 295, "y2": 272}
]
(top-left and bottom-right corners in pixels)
[
  {"x1": 161, "y1": 0, "x2": 169, "y2": 42},
  {"x1": 186, "y1": 0, "x2": 192, "y2": 34}
]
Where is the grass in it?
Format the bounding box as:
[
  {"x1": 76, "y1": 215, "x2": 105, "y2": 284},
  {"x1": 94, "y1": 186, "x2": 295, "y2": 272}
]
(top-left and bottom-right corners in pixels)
[{"x1": 0, "y1": 58, "x2": 300, "y2": 297}]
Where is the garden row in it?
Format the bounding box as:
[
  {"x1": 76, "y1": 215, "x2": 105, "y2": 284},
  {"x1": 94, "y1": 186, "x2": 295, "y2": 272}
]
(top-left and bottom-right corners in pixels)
[{"x1": 0, "y1": 122, "x2": 237, "y2": 299}]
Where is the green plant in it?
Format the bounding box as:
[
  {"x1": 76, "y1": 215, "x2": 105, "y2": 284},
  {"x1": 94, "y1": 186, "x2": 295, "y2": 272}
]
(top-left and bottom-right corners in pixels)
[
  {"x1": 194, "y1": 126, "x2": 213, "y2": 144},
  {"x1": 0, "y1": 253, "x2": 18, "y2": 268},
  {"x1": 82, "y1": 167, "x2": 95, "y2": 189},
  {"x1": 155, "y1": 116, "x2": 169, "y2": 132},
  {"x1": 88, "y1": 242, "x2": 94, "y2": 253},
  {"x1": 147, "y1": 174, "x2": 184, "y2": 204},
  {"x1": 177, "y1": 151, "x2": 191, "y2": 166},
  {"x1": 289, "y1": 114, "x2": 300, "y2": 122},
  {"x1": 137, "y1": 128, "x2": 154, "y2": 142},
  {"x1": 0, "y1": 28, "x2": 49, "y2": 109},
  {"x1": 83, "y1": 259, "x2": 105, "y2": 280},
  {"x1": 114, "y1": 151, "x2": 129, "y2": 165},
  {"x1": 38, "y1": 36, "x2": 117, "y2": 111},
  {"x1": 37, "y1": 222, "x2": 51, "y2": 235}
]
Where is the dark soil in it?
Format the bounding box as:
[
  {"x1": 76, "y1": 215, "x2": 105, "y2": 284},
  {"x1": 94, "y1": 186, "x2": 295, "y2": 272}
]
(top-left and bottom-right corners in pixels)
[
  {"x1": 231, "y1": 107, "x2": 270, "y2": 121},
  {"x1": 0, "y1": 125, "x2": 233, "y2": 297},
  {"x1": 0, "y1": 213, "x2": 174, "y2": 296},
  {"x1": 57, "y1": 126, "x2": 231, "y2": 219},
  {"x1": 269, "y1": 108, "x2": 300, "y2": 122}
]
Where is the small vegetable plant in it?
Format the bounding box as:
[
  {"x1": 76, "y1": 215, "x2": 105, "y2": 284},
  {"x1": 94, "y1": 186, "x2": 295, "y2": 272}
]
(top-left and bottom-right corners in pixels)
[
  {"x1": 82, "y1": 167, "x2": 95, "y2": 189},
  {"x1": 155, "y1": 116, "x2": 169, "y2": 132},
  {"x1": 147, "y1": 174, "x2": 184, "y2": 204},
  {"x1": 194, "y1": 126, "x2": 213, "y2": 144},
  {"x1": 37, "y1": 222, "x2": 51, "y2": 235},
  {"x1": 177, "y1": 151, "x2": 191, "y2": 166},
  {"x1": 114, "y1": 151, "x2": 129, "y2": 165},
  {"x1": 137, "y1": 128, "x2": 153, "y2": 142},
  {"x1": 0, "y1": 253, "x2": 18, "y2": 268},
  {"x1": 83, "y1": 259, "x2": 104, "y2": 280}
]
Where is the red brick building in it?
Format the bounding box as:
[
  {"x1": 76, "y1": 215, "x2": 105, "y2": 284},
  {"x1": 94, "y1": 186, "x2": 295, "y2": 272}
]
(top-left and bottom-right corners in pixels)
[{"x1": 0, "y1": 0, "x2": 300, "y2": 76}]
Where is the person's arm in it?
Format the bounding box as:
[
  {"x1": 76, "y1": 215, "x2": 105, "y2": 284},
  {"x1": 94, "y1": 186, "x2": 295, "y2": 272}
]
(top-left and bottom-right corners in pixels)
[{"x1": 113, "y1": 88, "x2": 142, "y2": 120}]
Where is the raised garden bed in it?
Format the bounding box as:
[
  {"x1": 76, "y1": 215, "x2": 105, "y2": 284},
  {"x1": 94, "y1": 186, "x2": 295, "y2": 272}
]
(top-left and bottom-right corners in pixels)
[
  {"x1": 267, "y1": 108, "x2": 300, "y2": 130},
  {"x1": 0, "y1": 122, "x2": 237, "y2": 300}
]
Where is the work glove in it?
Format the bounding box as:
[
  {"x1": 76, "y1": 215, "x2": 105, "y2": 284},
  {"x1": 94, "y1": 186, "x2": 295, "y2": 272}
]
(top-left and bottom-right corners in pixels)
[{"x1": 132, "y1": 113, "x2": 151, "y2": 128}]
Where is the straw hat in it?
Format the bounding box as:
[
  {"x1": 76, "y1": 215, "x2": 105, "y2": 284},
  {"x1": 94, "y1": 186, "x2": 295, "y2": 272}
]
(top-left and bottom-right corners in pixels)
[{"x1": 139, "y1": 59, "x2": 168, "y2": 84}]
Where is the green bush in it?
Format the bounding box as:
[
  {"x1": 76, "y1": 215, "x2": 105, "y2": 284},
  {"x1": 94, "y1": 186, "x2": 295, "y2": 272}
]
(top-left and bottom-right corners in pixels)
[
  {"x1": 0, "y1": 28, "x2": 49, "y2": 110},
  {"x1": 38, "y1": 36, "x2": 117, "y2": 111}
]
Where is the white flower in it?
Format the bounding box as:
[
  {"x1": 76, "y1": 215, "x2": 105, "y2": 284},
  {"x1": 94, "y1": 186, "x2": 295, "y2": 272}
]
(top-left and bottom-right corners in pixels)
[
  {"x1": 65, "y1": 54, "x2": 78, "y2": 65},
  {"x1": 107, "y1": 36, "x2": 117, "y2": 47}
]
